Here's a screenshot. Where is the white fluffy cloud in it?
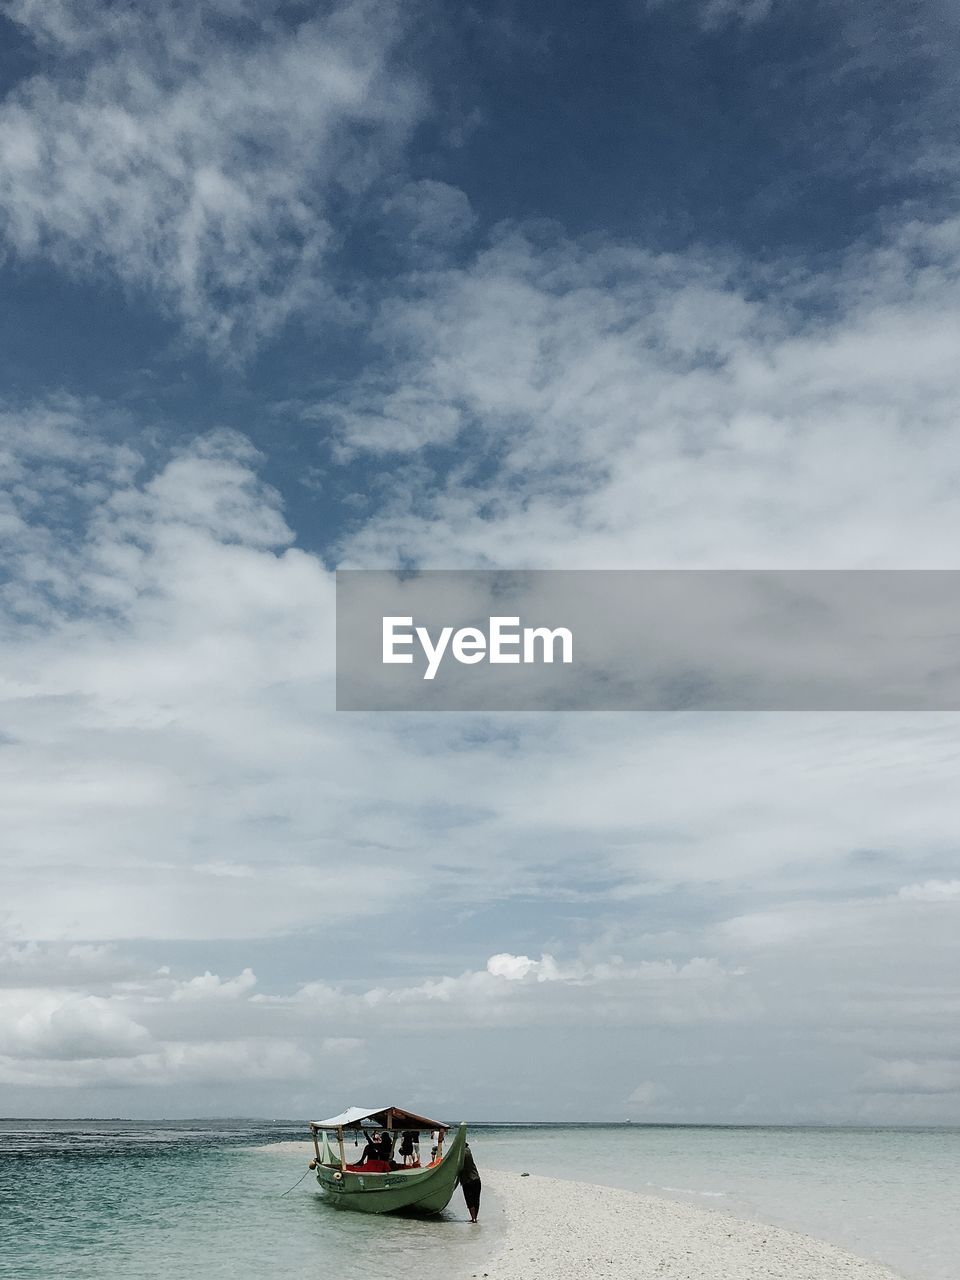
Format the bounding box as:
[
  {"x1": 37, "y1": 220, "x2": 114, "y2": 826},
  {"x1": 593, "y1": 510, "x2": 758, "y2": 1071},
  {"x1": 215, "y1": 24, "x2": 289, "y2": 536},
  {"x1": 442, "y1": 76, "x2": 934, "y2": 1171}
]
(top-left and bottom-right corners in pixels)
[
  {"x1": 170, "y1": 968, "x2": 257, "y2": 1001},
  {"x1": 0, "y1": 946, "x2": 750, "y2": 1096},
  {"x1": 487, "y1": 952, "x2": 555, "y2": 981},
  {"x1": 0, "y1": 409, "x2": 423, "y2": 942},
  {"x1": 2, "y1": 399, "x2": 960, "y2": 1118},
  {"x1": 2, "y1": 990, "x2": 152, "y2": 1061}
]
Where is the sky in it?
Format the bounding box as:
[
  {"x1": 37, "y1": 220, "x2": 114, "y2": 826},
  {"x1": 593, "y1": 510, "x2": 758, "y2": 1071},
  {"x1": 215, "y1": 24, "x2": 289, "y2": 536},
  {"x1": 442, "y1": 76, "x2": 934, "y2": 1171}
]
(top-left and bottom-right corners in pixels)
[{"x1": 1, "y1": 0, "x2": 959, "y2": 1123}]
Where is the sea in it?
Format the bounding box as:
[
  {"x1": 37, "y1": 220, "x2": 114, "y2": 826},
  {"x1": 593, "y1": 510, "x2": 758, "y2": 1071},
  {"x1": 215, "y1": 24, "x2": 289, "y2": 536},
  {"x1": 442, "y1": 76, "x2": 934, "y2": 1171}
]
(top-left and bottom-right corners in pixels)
[{"x1": 1, "y1": 1121, "x2": 957, "y2": 1280}]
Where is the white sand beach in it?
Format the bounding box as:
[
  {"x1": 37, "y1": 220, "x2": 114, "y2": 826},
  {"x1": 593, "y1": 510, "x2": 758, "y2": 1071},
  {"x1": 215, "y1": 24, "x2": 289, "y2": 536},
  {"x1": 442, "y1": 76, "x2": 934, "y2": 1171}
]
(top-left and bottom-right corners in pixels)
[
  {"x1": 478, "y1": 1171, "x2": 904, "y2": 1280},
  {"x1": 255, "y1": 1144, "x2": 903, "y2": 1279},
  {"x1": 256, "y1": 1140, "x2": 323, "y2": 1158}
]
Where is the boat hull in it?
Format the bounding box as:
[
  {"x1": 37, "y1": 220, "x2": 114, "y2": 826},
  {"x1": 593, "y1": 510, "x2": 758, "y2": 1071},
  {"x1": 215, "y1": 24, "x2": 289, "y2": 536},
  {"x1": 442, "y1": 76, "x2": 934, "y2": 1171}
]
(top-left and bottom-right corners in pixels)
[{"x1": 315, "y1": 1123, "x2": 467, "y2": 1215}]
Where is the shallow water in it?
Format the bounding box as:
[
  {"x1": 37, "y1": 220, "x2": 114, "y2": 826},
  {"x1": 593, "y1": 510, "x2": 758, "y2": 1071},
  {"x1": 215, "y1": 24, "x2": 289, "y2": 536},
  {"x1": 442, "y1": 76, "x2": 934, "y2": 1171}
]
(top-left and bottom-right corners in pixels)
[
  {"x1": 0, "y1": 1121, "x2": 489, "y2": 1280},
  {"x1": 2, "y1": 1121, "x2": 957, "y2": 1280}
]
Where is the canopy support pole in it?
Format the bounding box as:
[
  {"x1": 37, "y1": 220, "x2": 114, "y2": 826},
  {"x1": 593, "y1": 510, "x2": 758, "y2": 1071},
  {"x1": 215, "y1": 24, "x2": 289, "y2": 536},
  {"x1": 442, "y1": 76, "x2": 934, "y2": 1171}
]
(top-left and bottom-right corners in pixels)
[
  {"x1": 311, "y1": 1126, "x2": 320, "y2": 1162},
  {"x1": 337, "y1": 1127, "x2": 346, "y2": 1171}
]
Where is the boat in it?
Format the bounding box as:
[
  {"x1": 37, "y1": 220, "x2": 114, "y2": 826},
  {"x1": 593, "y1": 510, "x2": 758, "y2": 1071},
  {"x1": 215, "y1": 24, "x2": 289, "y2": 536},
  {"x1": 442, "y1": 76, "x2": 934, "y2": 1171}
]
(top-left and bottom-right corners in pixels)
[{"x1": 308, "y1": 1104, "x2": 467, "y2": 1215}]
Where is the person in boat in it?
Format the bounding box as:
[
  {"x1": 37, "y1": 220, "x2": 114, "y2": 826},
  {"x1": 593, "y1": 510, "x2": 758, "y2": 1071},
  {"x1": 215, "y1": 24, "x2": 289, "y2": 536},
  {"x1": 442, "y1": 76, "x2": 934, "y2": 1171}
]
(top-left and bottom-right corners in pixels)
[
  {"x1": 358, "y1": 1130, "x2": 391, "y2": 1166},
  {"x1": 457, "y1": 1142, "x2": 482, "y2": 1223},
  {"x1": 398, "y1": 1130, "x2": 420, "y2": 1166}
]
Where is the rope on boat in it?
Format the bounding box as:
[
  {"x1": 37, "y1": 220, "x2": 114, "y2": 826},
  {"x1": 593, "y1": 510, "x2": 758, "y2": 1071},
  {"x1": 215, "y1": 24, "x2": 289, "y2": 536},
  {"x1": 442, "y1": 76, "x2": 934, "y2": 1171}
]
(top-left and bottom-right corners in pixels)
[{"x1": 279, "y1": 1168, "x2": 312, "y2": 1197}]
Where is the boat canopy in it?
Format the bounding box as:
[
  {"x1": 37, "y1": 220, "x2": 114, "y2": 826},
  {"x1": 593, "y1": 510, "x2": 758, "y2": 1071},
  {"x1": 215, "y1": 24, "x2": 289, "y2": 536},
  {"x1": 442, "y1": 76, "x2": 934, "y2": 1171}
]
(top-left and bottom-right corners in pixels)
[{"x1": 310, "y1": 1104, "x2": 448, "y2": 1132}]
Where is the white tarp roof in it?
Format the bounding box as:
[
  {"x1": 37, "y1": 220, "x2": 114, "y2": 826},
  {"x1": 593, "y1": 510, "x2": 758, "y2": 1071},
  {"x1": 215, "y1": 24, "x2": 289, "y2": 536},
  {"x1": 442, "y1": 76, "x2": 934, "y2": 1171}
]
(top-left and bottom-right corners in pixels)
[
  {"x1": 310, "y1": 1104, "x2": 448, "y2": 1130},
  {"x1": 310, "y1": 1106, "x2": 385, "y2": 1129}
]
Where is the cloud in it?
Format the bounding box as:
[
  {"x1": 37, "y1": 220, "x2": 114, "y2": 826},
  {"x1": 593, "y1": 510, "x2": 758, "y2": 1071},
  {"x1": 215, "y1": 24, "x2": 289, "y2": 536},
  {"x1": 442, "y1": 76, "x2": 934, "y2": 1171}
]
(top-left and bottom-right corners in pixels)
[
  {"x1": 381, "y1": 179, "x2": 477, "y2": 255},
  {"x1": 0, "y1": 406, "x2": 426, "y2": 942},
  {"x1": 131, "y1": 1039, "x2": 312, "y2": 1086},
  {"x1": 641, "y1": 0, "x2": 960, "y2": 203},
  {"x1": 0, "y1": 941, "x2": 132, "y2": 987},
  {"x1": 0, "y1": 1037, "x2": 312, "y2": 1088},
  {"x1": 286, "y1": 952, "x2": 752, "y2": 1031},
  {"x1": 169, "y1": 968, "x2": 257, "y2": 1001},
  {"x1": 698, "y1": 0, "x2": 772, "y2": 23},
  {"x1": 645, "y1": 0, "x2": 773, "y2": 27},
  {"x1": 2, "y1": 991, "x2": 152, "y2": 1060},
  {"x1": 2, "y1": 403, "x2": 960, "y2": 1117},
  {"x1": 1, "y1": 1, "x2": 958, "y2": 1127},
  {"x1": 0, "y1": 946, "x2": 750, "y2": 1088},
  {"x1": 0, "y1": 941, "x2": 748, "y2": 1103},
  {"x1": 324, "y1": 388, "x2": 464, "y2": 455},
  {"x1": 0, "y1": 0, "x2": 423, "y2": 355},
  {"x1": 486, "y1": 952, "x2": 559, "y2": 981},
  {"x1": 328, "y1": 216, "x2": 960, "y2": 571},
  {"x1": 626, "y1": 1080, "x2": 663, "y2": 1108},
  {"x1": 898, "y1": 879, "x2": 960, "y2": 902},
  {"x1": 719, "y1": 909, "x2": 828, "y2": 950},
  {"x1": 860, "y1": 1058, "x2": 960, "y2": 1095},
  {"x1": 4, "y1": 418, "x2": 960, "y2": 962}
]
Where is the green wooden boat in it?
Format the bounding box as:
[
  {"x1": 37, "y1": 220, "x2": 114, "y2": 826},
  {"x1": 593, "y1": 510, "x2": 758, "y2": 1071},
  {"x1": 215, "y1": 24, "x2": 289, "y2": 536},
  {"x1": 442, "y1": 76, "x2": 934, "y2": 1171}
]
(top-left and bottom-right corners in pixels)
[{"x1": 309, "y1": 1105, "x2": 467, "y2": 1215}]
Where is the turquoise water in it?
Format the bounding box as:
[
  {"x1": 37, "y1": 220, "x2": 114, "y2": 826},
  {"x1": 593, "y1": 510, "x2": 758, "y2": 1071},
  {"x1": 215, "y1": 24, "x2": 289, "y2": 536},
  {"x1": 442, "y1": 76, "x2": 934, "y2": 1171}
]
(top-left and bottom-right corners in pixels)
[
  {"x1": 0, "y1": 1121, "x2": 489, "y2": 1280},
  {"x1": 2, "y1": 1121, "x2": 958, "y2": 1279}
]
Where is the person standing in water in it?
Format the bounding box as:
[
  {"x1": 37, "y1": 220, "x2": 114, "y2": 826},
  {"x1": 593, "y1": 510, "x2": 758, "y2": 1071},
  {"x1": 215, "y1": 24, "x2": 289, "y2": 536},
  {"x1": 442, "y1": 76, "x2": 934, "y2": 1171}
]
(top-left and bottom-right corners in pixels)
[{"x1": 458, "y1": 1143, "x2": 481, "y2": 1222}]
